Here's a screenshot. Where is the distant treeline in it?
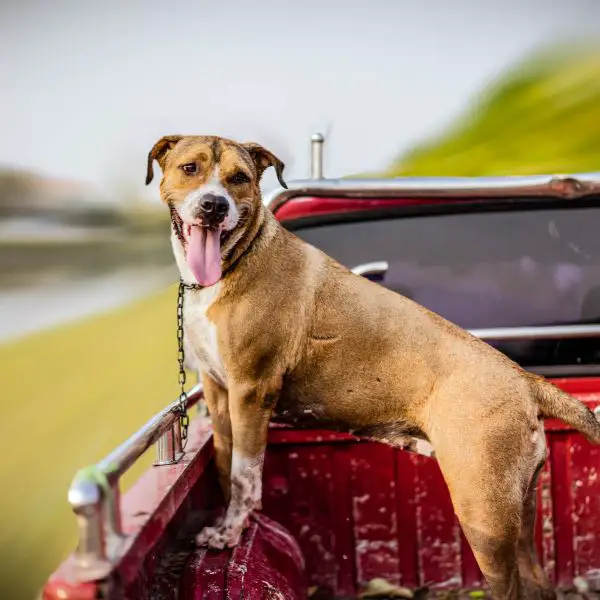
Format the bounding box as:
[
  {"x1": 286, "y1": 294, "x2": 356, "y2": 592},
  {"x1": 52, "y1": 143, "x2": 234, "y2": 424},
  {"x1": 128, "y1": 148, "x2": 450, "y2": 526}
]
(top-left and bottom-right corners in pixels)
[{"x1": 0, "y1": 168, "x2": 169, "y2": 234}]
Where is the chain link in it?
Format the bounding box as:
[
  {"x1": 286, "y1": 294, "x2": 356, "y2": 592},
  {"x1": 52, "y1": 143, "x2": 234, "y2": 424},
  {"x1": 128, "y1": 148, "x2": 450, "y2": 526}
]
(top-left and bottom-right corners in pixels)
[
  {"x1": 177, "y1": 279, "x2": 204, "y2": 447},
  {"x1": 176, "y1": 281, "x2": 189, "y2": 445}
]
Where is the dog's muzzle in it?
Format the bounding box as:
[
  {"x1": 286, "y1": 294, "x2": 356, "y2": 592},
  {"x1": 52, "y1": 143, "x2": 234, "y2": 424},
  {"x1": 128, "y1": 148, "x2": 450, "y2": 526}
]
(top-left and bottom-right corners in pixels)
[{"x1": 195, "y1": 194, "x2": 229, "y2": 228}]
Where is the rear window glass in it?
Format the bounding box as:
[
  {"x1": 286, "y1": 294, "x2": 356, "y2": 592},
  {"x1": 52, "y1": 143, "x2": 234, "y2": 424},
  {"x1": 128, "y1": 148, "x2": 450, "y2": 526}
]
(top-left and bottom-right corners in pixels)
[{"x1": 288, "y1": 206, "x2": 600, "y2": 369}]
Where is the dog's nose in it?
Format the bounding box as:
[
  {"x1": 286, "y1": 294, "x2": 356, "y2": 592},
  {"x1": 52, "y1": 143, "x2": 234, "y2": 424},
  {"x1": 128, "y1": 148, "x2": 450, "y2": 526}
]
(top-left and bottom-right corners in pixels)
[{"x1": 199, "y1": 194, "x2": 229, "y2": 219}]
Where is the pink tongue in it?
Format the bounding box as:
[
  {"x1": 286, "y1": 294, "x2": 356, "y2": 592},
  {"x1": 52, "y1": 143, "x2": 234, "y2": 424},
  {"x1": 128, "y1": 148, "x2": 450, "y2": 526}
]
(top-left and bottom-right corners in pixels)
[{"x1": 187, "y1": 227, "x2": 222, "y2": 286}]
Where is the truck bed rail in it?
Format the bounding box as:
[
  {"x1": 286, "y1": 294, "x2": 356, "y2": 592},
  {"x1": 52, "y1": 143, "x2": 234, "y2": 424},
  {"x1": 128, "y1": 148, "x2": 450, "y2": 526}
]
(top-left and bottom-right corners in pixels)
[{"x1": 68, "y1": 384, "x2": 204, "y2": 579}]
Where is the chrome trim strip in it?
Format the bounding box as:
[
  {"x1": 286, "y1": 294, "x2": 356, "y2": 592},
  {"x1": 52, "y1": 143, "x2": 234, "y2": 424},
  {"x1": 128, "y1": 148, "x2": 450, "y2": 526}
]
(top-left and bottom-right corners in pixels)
[
  {"x1": 351, "y1": 261, "x2": 389, "y2": 277},
  {"x1": 469, "y1": 324, "x2": 600, "y2": 341}
]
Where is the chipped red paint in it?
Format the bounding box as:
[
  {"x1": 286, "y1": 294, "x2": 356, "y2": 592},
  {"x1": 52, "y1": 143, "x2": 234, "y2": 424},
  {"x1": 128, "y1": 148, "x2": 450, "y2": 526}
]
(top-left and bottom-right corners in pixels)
[
  {"x1": 351, "y1": 443, "x2": 399, "y2": 585},
  {"x1": 331, "y1": 445, "x2": 358, "y2": 595},
  {"x1": 287, "y1": 445, "x2": 337, "y2": 590},
  {"x1": 262, "y1": 378, "x2": 600, "y2": 595},
  {"x1": 537, "y1": 456, "x2": 556, "y2": 582},
  {"x1": 180, "y1": 513, "x2": 306, "y2": 600},
  {"x1": 551, "y1": 433, "x2": 576, "y2": 587},
  {"x1": 570, "y1": 438, "x2": 600, "y2": 589},
  {"x1": 267, "y1": 426, "x2": 357, "y2": 444},
  {"x1": 395, "y1": 451, "x2": 419, "y2": 589},
  {"x1": 414, "y1": 454, "x2": 462, "y2": 589}
]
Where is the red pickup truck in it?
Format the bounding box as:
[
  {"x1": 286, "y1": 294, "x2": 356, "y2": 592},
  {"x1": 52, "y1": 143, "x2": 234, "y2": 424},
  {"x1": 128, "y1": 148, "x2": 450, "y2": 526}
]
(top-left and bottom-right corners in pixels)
[{"x1": 43, "y1": 138, "x2": 600, "y2": 599}]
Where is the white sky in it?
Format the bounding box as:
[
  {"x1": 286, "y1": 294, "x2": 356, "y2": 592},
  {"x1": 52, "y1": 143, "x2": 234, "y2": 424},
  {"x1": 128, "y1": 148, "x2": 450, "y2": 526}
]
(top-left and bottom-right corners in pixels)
[{"x1": 0, "y1": 0, "x2": 599, "y2": 199}]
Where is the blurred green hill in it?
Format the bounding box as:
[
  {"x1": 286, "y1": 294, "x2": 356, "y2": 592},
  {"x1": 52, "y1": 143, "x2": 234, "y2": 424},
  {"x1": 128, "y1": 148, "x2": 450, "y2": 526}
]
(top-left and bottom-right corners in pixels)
[{"x1": 383, "y1": 43, "x2": 600, "y2": 177}]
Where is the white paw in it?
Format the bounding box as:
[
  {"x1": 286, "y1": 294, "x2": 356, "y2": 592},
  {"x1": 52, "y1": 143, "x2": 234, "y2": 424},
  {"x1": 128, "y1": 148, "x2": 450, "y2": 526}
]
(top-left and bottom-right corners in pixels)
[
  {"x1": 195, "y1": 523, "x2": 244, "y2": 549},
  {"x1": 212, "y1": 514, "x2": 225, "y2": 528}
]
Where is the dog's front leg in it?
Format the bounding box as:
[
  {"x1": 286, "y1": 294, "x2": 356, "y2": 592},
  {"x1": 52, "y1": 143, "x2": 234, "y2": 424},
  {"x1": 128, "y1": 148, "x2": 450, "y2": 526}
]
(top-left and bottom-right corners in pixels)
[
  {"x1": 201, "y1": 373, "x2": 232, "y2": 503},
  {"x1": 196, "y1": 382, "x2": 273, "y2": 549}
]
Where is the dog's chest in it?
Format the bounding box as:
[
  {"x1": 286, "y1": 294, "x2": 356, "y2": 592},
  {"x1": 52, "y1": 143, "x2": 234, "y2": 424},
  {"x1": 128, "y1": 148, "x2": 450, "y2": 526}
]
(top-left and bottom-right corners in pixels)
[{"x1": 184, "y1": 284, "x2": 227, "y2": 388}]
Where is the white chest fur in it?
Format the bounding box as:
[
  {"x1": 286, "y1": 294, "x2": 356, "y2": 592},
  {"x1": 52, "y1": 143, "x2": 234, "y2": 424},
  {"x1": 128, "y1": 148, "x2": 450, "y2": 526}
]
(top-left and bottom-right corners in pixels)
[{"x1": 183, "y1": 283, "x2": 228, "y2": 388}]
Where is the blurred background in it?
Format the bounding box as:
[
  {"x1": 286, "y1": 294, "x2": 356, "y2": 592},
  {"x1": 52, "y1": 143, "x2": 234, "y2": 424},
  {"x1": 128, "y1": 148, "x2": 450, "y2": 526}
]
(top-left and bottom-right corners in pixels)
[{"x1": 1, "y1": 0, "x2": 599, "y2": 597}]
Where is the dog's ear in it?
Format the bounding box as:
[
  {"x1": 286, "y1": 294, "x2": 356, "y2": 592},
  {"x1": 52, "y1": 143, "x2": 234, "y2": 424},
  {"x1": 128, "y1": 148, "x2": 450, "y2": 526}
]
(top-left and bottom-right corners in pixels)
[
  {"x1": 242, "y1": 143, "x2": 287, "y2": 189},
  {"x1": 145, "y1": 135, "x2": 183, "y2": 185}
]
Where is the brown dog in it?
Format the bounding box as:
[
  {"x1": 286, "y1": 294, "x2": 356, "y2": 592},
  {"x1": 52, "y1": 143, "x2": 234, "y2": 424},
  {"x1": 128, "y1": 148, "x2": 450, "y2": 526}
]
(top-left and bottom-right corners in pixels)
[{"x1": 146, "y1": 135, "x2": 600, "y2": 600}]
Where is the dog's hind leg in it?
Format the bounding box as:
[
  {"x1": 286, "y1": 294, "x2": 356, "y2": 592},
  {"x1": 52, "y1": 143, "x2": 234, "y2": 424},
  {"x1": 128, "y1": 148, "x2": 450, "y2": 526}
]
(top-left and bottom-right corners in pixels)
[
  {"x1": 516, "y1": 439, "x2": 556, "y2": 599},
  {"x1": 432, "y1": 425, "x2": 533, "y2": 598},
  {"x1": 454, "y1": 495, "x2": 523, "y2": 599},
  {"x1": 201, "y1": 373, "x2": 232, "y2": 503}
]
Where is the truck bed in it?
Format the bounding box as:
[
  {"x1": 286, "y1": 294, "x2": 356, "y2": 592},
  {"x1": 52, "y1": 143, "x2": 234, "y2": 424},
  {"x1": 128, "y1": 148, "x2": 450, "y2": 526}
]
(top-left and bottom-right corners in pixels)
[{"x1": 43, "y1": 377, "x2": 600, "y2": 600}]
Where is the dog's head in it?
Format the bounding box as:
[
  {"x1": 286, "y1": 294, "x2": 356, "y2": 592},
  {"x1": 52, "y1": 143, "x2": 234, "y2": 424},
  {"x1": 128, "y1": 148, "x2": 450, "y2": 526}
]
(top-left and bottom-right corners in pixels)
[{"x1": 146, "y1": 135, "x2": 287, "y2": 287}]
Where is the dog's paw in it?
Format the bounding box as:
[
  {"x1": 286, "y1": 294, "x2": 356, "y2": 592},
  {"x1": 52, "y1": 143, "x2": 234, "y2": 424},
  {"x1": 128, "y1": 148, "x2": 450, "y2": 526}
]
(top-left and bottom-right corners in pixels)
[
  {"x1": 211, "y1": 514, "x2": 225, "y2": 528},
  {"x1": 195, "y1": 523, "x2": 244, "y2": 549}
]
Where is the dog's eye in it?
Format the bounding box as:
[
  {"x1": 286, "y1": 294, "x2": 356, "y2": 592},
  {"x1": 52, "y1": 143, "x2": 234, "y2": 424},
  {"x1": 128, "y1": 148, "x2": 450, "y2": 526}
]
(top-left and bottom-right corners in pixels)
[
  {"x1": 181, "y1": 163, "x2": 197, "y2": 174},
  {"x1": 228, "y1": 171, "x2": 251, "y2": 185}
]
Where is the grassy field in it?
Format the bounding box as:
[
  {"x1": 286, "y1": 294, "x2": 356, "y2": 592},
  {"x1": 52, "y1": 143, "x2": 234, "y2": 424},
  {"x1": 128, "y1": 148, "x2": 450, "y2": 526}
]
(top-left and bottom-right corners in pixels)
[
  {"x1": 0, "y1": 284, "x2": 184, "y2": 600},
  {"x1": 384, "y1": 43, "x2": 600, "y2": 177}
]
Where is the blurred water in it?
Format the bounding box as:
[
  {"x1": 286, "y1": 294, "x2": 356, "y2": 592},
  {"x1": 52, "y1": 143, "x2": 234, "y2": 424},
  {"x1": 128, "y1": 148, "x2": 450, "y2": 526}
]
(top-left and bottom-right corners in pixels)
[
  {"x1": 0, "y1": 266, "x2": 176, "y2": 343},
  {"x1": 0, "y1": 217, "x2": 105, "y2": 240}
]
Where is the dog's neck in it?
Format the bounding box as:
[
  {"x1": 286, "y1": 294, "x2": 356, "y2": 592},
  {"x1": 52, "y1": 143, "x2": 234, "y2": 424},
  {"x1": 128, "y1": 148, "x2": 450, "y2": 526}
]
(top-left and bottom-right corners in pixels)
[{"x1": 171, "y1": 202, "x2": 275, "y2": 289}]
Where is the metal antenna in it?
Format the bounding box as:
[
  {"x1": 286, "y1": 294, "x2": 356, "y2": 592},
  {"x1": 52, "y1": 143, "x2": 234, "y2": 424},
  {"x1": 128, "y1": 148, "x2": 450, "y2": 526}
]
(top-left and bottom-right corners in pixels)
[{"x1": 311, "y1": 133, "x2": 324, "y2": 179}]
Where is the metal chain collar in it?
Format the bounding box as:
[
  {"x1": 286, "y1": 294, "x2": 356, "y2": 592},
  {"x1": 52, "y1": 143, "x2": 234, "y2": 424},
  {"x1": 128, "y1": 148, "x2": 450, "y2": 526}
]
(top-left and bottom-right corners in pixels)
[{"x1": 176, "y1": 279, "x2": 203, "y2": 447}]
